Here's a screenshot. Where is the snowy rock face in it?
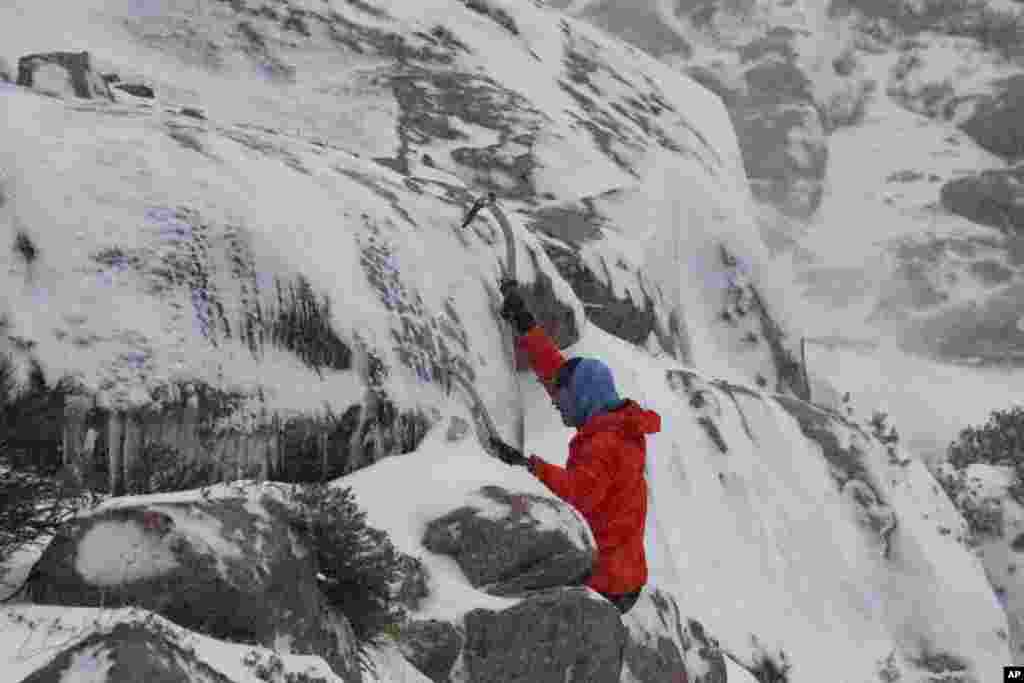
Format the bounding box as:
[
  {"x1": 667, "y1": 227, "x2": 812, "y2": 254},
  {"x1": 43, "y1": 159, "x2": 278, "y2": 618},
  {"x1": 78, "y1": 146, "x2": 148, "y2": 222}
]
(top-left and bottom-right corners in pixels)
[
  {"x1": 462, "y1": 587, "x2": 626, "y2": 683},
  {"x1": 845, "y1": 8, "x2": 1024, "y2": 162},
  {"x1": 25, "y1": 490, "x2": 362, "y2": 683},
  {"x1": 18, "y1": 621, "x2": 234, "y2": 683},
  {"x1": 421, "y1": 484, "x2": 594, "y2": 596},
  {"x1": 0, "y1": 0, "x2": 800, "y2": 491},
  {"x1": 621, "y1": 588, "x2": 727, "y2": 683},
  {"x1": 15, "y1": 51, "x2": 113, "y2": 100},
  {"x1": 528, "y1": 196, "x2": 691, "y2": 362},
  {"x1": 941, "y1": 164, "x2": 1024, "y2": 235}
]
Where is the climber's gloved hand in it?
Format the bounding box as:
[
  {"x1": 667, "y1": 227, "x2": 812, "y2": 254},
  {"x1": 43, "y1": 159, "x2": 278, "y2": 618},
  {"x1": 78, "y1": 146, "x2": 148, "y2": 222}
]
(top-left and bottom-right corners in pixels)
[
  {"x1": 489, "y1": 436, "x2": 530, "y2": 469},
  {"x1": 498, "y1": 279, "x2": 536, "y2": 335}
]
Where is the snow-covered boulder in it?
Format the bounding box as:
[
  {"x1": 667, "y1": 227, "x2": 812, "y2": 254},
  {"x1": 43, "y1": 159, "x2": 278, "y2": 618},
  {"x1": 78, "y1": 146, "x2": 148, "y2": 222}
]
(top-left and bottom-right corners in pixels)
[
  {"x1": 960, "y1": 74, "x2": 1024, "y2": 162},
  {"x1": 1, "y1": 605, "x2": 380, "y2": 683},
  {"x1": 621, "y1": 587, "x2": 727, "y2": 683},
  {"x1": 941, "y1": 164, "x2": 1024, "y2": 235},
  {"x1": 421, "y1": 484, "x2": 594, "y2": 596},
  {"x1": 24, "y1": 486, "x2": 362, "y2": 683},
  {"x1": 15, "y1": 51, "x2": 113, "y2": 100},
  {"x1": 18, "y1": 620, "x2": 234, "y2": 683},
  {"x1": 462, "y1": 586, "x2": 626, "y2": 683}
]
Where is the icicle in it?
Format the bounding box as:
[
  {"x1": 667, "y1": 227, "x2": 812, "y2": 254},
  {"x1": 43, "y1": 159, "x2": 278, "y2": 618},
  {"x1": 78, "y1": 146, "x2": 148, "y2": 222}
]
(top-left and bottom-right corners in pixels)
[
  {"x1": 123, "y1": 412, "x2": 142, "y2": 493},
  {"x1": 108, "y1": 411, "x2": 125, "y2": 495},
  {"x1": 236, "y1": 433, "x2": 246, "y2": 481},
  {"x1": 259, "y1": 430, "x2": 270, "y2": 482},
  {"x1": 270, "y1": 414, "x2": 282, "y2": 476},
  {"x1": 62, "y1": 394, "x2": 90, "y2": 480},
  {"x1": 320, "y1": 430, "x2": 329, "y2": 482},
  {"x1": 182, "y1": 390, "x2": 199, "y2": 465}
]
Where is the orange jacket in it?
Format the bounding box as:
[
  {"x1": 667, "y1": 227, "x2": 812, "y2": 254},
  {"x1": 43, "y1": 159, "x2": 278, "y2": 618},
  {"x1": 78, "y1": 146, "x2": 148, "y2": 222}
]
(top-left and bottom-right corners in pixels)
[{"x1": 517, "y1": 326, "x2": 661, "y2": 596}]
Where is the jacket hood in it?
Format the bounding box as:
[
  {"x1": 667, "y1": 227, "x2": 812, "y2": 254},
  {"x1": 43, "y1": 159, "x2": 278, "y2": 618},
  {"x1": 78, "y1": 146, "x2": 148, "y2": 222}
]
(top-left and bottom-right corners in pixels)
[{"x1": 579, "y1": 399, "x2": 662, "y2": 438}]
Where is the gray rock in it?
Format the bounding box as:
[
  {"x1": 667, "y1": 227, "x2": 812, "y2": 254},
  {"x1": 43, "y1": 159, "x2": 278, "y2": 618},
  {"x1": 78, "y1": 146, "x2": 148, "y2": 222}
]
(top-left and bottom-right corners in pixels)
[
  {"x1": 961, "y1": 76, "x2": 1024, "y2": 162},
  {"x1": 19, "y1": 622, "x2": 233, "y2": 683},
  {"x1": 940, "y1": 165, "x2": 1024, "y2": 235},
  {"x1": 0, "y1": 56, "x2": 12, "y2": 83},
  {"x1": 395, "y1": 619, "x2": 464, "y2": 683},
  {"x1": 734, "y1": 99, "x2": 827, "y2": 219},
  {"x1": 463, "y1": 587, "x2": 626, "y2": 683},
  {"x1": 421, "y1": 485, "x2": 593, "y2": 596},
  {"x1": 16, "y1": 51, "x2": 113, "y2": 100},
  {"x1": 26, "y1": 492, "x2": 362, "y2": 683}
]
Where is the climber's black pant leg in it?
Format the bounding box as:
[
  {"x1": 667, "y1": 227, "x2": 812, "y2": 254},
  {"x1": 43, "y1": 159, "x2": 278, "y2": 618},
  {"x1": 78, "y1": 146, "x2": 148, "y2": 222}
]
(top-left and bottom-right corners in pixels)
[{"x1": 607, "y1": 589, "x2": 642, "y2": 615}]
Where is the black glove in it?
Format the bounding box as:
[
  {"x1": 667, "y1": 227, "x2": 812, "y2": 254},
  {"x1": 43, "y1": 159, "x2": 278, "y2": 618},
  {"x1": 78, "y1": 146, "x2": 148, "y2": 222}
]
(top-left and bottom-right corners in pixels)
[
  {"x1": 499, "y1": 279, "x2": 536, "y2": 335},
  {"x1": 489, "y1": 437, "x2": 529, "y2": 468}
]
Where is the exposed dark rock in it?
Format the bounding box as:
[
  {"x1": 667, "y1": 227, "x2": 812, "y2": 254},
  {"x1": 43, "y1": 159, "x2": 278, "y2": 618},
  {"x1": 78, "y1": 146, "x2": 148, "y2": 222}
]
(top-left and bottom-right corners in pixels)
[
  {"x1": 958, "y1": 80, "x2": 1024, "y2": 160},
  {"x1": 16, "y1": 51, "x2": 113, "y2": 100},
  {"x1": 463, "y1": 587, "x2": 625, "y2": 683},
  {"x1": 181, "y1": 107, "x2": 206, "y2": 120},
  {"x1": 464, "y1": 0, "x2": 519, "y2": 36},
  {"x1": 0, "y1": 56, "x2": 12, "y2": 83},
  {"x1": 115, "y1": 83, "x2": 155, "y2": 98},
  {"x1": 26, "y1": 493, "x2": 362, "y2": 682},
  {"x1": 421, "y1": 485, "x2": 594, "y2": 596},
  {"x1": 940, "y1": 165, "x2": 1024, "y2": 235},
  {"x1": 14, "y1": 231, "x2": 38, "y2": 264}
]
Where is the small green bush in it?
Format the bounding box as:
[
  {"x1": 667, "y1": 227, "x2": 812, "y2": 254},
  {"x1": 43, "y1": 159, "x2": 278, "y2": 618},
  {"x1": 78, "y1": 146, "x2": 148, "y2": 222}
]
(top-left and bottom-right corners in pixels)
[
  {"x1": 281, "y1": 484, "x2": 410, "y2": 645},
  {"x1": 947, "y1": 405, "x2": 1024, "y2": 472}
]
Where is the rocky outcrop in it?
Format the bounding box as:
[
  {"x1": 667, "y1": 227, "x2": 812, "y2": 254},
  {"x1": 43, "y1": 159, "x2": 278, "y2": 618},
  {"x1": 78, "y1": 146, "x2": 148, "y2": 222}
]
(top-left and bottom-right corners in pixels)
[
  {"x1": 20, "y1": 621, "x2": 234, "y2": 683},
  {"x1": 422, "y1": 484, "x2": 594, "y2": 596},
  {"x1": 25, "y1": 488, "x2": 363, "y2": 683},
  {"x1": 940, "y1": 164, "x2": 1024, "y2": 235},
  {"x1": 960, "y1": 74, "x2": 1024, "y2": 162},
  {"x1": 395, "y1": 619, "x2": 464, "y2": 683},
  {"x1": 16, "y1": 51, "x2": 113, "y2": 100},
  {"x1": 462, "y1": 587, "x2": 626, "y2": 683}
]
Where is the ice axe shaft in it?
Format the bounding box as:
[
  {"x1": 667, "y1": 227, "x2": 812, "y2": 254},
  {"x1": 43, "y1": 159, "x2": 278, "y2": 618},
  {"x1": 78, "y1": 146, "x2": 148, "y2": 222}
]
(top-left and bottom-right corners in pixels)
[{"x1": 460, "y1": 192, "x2": 517, "y2": 283}]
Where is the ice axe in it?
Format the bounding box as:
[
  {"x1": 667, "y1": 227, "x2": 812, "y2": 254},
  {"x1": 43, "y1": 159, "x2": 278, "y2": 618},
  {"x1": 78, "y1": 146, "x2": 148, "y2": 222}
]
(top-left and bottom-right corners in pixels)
[
  {"x1": 453, "y1": 191, "x2": 526, "y2": 453},
  {"x1": 460, "y1": 191, "x2": 518, "y2": 284}
]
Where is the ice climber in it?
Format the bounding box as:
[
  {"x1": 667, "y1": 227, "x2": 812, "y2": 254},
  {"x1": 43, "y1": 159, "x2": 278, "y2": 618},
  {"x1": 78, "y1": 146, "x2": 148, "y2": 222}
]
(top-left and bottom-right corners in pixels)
[{"x1": 489, "y1": 280, "x2": 661, "y2": 615}]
